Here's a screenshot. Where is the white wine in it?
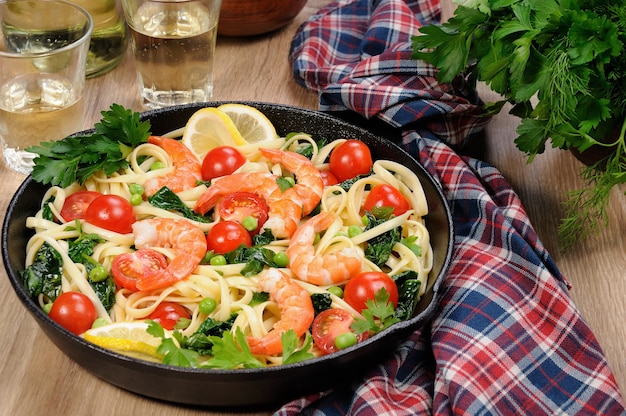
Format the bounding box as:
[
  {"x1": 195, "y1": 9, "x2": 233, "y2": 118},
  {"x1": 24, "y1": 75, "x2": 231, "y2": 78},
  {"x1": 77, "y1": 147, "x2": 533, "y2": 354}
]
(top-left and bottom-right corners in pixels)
[
  {"x1": 0, "y1": 74, "x2": 84, "y2": 174},
  {"x1": 71, "y1": 0, "x2": 127, "y2": 77},
  {"x1": 128, "y1": 2, "x2": 218, "y2": 108}
]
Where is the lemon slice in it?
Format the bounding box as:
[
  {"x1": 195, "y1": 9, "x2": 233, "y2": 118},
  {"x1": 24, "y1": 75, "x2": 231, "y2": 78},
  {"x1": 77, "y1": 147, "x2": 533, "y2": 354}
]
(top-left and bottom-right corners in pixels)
[
  {"x1": 217, "y1": 103, "x2": 278, "y2": 144},
  {"x1": 83, "y1": 321, "x2": 164, "y2": 362},
  {"x1": 181, "y1": 107, "x2": 247, "y2": 159}
]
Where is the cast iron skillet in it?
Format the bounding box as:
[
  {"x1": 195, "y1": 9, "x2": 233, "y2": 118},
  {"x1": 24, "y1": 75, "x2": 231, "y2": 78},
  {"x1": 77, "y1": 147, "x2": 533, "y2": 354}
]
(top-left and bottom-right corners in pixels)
[{"x1": 2, "y1": 102, "x2": 453, "y2": 408}]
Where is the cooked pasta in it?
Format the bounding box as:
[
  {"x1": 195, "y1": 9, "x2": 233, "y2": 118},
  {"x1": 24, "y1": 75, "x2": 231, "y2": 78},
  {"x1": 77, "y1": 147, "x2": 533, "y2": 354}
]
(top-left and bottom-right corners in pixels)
[{"x1": 24, "y1": 126, "x2": 433, "y2": 366}]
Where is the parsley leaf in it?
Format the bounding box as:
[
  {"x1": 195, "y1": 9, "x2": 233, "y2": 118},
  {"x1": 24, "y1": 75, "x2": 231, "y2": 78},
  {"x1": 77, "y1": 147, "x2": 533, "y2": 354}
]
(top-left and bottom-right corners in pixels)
[
  {"x1": 351, "y1": 288, "x2": 400, "y2": 335},
  {"x1": 27, "y1": 104, "x2": 151, "y2": 187}
]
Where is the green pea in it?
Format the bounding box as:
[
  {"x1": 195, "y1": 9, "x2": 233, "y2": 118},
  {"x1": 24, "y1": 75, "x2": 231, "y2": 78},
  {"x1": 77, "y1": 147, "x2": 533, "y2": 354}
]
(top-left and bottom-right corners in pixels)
[
  {"x1": 335, "y1": 332, "x2": 358, "y2": 350},
  {"x1": 42, "y1": 302, "x2": 53, "y2": 314},
  {"x1": 130, "y1": 193, "x2": 143, "y2": 206},
  {"x1": 209, "y1": 255, "x2": 227, "y2": 266},
  {"x1": 361, "y1": 214, "x2": 369, "y2": 226},
  {"x1": 91, "y1": 317, "x2": 108, "y2": 328},
  {"x1": 327, "y1": 286, "x2": 343, "y2": 298},
  {"x1": 347, "y1": 224, "x2": 363, "y2": 238},
  {"x1": 273, "y1": 251, "x2": 289, "y2": 267},
  {"x1": 89, "y1": 265, "x2": 108, "y2": 283},
  {"x1": 241, "y1": 215, "x2": 258, "y2": 232},
  {"x1": 151, "y1": 161, "x2": 165, "y2": 171},
  {"x1": 199, "y1": 297, "x2": 217, "y2": 315},
  {"x1": 129, "y1": 183, "x2": 144, "y2": 195}
]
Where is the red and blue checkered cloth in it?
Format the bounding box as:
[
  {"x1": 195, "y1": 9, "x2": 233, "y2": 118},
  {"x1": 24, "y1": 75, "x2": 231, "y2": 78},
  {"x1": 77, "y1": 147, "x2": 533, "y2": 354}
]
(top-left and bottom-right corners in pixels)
[{"x1": 277, "y1": 0, "x2": 626, "y2": 414}]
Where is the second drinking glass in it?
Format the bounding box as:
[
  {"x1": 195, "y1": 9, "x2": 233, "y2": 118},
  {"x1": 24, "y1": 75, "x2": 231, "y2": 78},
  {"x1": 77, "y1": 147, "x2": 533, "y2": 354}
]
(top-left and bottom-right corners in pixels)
[{"x1": 121, "y1": 0, "x2": 223, "y2": 109}]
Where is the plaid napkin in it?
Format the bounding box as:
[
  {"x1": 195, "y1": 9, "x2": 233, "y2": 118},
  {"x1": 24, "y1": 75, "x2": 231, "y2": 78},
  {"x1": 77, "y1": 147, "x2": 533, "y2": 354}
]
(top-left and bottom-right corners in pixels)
[{"x1": 276, "y1": 0, "x2": 626, "y2": 414}]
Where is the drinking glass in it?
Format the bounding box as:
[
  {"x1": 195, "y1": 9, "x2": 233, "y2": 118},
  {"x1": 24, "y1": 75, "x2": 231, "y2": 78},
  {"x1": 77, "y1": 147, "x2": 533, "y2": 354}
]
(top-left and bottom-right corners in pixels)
[
  {"x1": 121, "y1": 0, "x2": 223, "y2": 109},
  {"x1": 0, "y1": 0, "x2": 94, "y2": 174}
]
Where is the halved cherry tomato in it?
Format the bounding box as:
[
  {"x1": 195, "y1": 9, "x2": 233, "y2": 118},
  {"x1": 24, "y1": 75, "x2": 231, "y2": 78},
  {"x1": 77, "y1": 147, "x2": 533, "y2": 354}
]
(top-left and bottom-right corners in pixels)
[
  {"x1": 147, "y1": 302, "x2": 191, "y2": 330},
  {"x1": 84, "y1": 194, "x2": 136, "y2": 234},
  {"x1": 217, "y1": 192, "x2": 269, "y2": 234},
  {"x1": 201, "y1": 145, "x2": 246, "y2": 181},
  {"x1": 329, "y1": 140, "x2": 373, "y2": 182},
  {"x1": 312, "y1": 308, "x2": 368, "y2": 355},
  {"x1": 206, "y1": 220, "x2": 252, "y2": 254},
  {"x1": 111, "y1": 249, "x2": 168, "y2": 291},
  {"x1": 60, "y1": 191, "x2": 102, "y2": 221},
  {"x1": 363, "y1": 184, "x2": 411, "y2": 217},
  {"x1": 344, "y1": 271, "x2": 398, "y2": 312},
  {"x1": 48, "y1": 291, "x2": 98, "y2": 335},
  {"x1": 319, "y1": 169, "x2": 339, "y2": 186}
]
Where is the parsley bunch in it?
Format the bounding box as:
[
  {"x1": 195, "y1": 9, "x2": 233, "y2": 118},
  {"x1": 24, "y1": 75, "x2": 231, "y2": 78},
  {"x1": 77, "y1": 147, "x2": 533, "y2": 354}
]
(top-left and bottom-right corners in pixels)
[
  {"x1": 412, "y1": 0, "x2": 626, "y2": 247},
  {"x1": 27, "y1": 104, "x2": 151, "y2": 188}
]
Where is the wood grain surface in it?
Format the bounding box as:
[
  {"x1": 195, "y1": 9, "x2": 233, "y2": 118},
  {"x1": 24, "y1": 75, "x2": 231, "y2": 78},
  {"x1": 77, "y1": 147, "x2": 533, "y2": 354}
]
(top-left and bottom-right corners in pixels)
[{"x1": 0, "y1": 1, "x2": 623, "y2": 414}]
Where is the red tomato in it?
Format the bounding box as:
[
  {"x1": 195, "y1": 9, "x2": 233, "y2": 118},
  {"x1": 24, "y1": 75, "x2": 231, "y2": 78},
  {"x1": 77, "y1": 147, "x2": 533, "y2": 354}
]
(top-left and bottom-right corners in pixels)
[
  {"x1": 206, "y1": 221, "x2": 252, "y2": 254},
  {"x1": 111, "y1": 249, "x2": 168, "y2": 291},
  {"x1": 319, "y1": 169, "x2": 339, "y2": 186},
  {"x1": 60, "y1": 191, "x2": 102, "y2": 221},
  {"x1": 48, "y1": 291, "x2": 98, "y2": 335},
  {"x1": 363, "y1": 184, "x2": 411, "y2": 217},
  {"x1": 329, "y1": 140, "x2": 373, "y2": 182},
  {"x1": 84, "y1": 194, "x2": 136, "y2": 234},
  {"x1": 147, "y1": 302, "x2": 191, "y2": 330},
  {"x1": 218, "y1": 192, "x2": 269, "y2": 234},
  {"x1": 201, "y1": 146, "x2": 246, "y2": 181},
  {"x1": 344, "y1": 271, "x2": 399, "y2": 312},
  {"x1": 312, "y1": 308, "x2": 368, "y2": 355}
]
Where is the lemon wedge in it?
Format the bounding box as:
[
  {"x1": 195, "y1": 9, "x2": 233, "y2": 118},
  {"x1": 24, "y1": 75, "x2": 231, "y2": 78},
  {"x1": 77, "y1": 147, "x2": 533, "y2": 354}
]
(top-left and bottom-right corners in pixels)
[
  {"x1": 181, "y1": 107, "x2": 247, "y2": 159},
  {"x1": 217, "y1": 103, "x2": 278, "y2": 144},
  {"x1": 83, "y1": 321, "x2": 164, "y2": 362}
]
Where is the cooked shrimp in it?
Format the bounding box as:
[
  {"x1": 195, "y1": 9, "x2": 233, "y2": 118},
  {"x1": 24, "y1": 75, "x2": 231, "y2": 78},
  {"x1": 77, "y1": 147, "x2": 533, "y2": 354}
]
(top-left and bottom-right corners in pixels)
[
  {"x1": 194, "y1": 148, "x2": 323, "y2": 238},
  {"x1": 131, "y1": 218, "x2": 207, "y2": 291},
  {"x1": 247, "y1": 268, "x2": 314, "y2": 356},
  {"x1": 144, "y1": 136, "x2": 202, "y2": 196},
  {"x1": 287, "y1": 211, "x2": 362, "y2": 285}
]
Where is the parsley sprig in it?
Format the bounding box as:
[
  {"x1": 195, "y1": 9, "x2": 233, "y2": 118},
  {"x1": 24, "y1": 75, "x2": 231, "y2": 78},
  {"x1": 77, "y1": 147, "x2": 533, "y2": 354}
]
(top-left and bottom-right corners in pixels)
[
  {"x1": 27, "y1": 104, "x2": 151, "y2": 187},
  {"x1": 412, "y1": 0, "x2": 626, "y2": 247}
]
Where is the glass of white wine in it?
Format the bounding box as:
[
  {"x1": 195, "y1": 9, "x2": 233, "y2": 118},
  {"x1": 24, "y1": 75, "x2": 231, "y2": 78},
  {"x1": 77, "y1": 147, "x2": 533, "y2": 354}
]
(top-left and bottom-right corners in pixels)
[
  {"x1": 121, "y1": 0, "x2": 222, "y2": 109},
  {"x1": 0, "y1": 0, "x2": 93, "y2": 174}
]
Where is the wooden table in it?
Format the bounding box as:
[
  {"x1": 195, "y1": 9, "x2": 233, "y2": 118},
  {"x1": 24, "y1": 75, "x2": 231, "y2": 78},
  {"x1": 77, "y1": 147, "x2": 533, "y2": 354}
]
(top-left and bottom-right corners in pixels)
[{"x1": 1, "y1": 1, "x2": 623, "y2": 414}]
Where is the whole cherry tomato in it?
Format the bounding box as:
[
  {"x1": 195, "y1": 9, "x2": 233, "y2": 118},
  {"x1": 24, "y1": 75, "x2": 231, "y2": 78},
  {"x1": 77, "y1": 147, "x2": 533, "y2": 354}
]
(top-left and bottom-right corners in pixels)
[
  {"x1": 329, "y1": 140, "x2": 373, "y2": 182},
  {"x1": 206, "y1": 220, "x2": 252, "y2": 254},
  {"x1": 60, "y1": 191, "x2": 102, "y2": 221},
  {"x1": 85, "y1": 194, "x2": 136, "y2": 234},
  {"x1": 147, "y1": 302, "x2": 191, "y2": 330},
  {"x1": 363, "y1": 184, "x2": 411, "y2": 217},
  {"x1": 344, "y1": 271, "x2": 398, "y2": 312},
  {"x1": 201, "y1": 146, "x2": 246, "y2": 181},
  {"x1": 48, "y1": 291, "x2": 98, "y2": 335}
]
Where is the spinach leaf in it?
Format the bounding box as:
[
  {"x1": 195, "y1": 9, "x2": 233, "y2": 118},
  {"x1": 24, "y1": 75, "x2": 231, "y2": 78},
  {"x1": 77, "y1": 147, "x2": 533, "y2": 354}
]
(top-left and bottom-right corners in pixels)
[
  {"x1": 391, "y1": 270, "x2": 422, "y2": 321},
  {"x1": 82, "y1": 254, "x2": 116, "y2": 311},
  {"x1": 311, "y1": 293, "x2": 332, "y2": 315},
  {"x1": 225, "y1": 246, "x2": 279, "y2": 276},
  {"x1": 184, "y1": 313, "x2": 238, "y2": 356},
  {"x1": 363, "y1": 211, "x2": 401, "y2": 267},
  {"x1": 148, "y1": 186, "x2": 209, "y2": 223},
  {"x1": 20, "y1": 242, "x2": 63, "y2": 301}
]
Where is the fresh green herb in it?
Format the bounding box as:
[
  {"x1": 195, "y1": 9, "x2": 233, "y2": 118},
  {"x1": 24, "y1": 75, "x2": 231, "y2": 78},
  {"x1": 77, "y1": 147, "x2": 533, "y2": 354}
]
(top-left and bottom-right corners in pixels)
[
  {"x1": 205, "y1": 328, "x2": 266, "y2": 369},
  {"x1": 253, "y1": 229, "x2": 275, "y2": 246},
  {"x1": 401, "y1": 235, "x2": 422, "y2": 257},
  {"x1": 276, "y1": 176, "x2": 294, "y2": 192},
  {"x1": 281, "y1": 331, "x2": 315, "y2": 365},
  {"x1": 411, "y1": 0, "x2": 626, "y2": 247},
  {"x1": 20, "y1": 242, "x2": 63, "y2": 301},
  {"x1": 363, "y1": 211, "x2": 401, "y2": 267},
  {"x1": 147, "y1": 186, "x2": 209, "y2": 223},
  {"x1": 351, "y1": 288, "x2": 400, "y2": 335},
  {"x1": 27, "y1": 104, "x2": 151, "y2": 187},
  {"x1": 294, "y1": 137, "x2": 328, "y2": 159},
  {"x1": 250, "y1": 291, "x2": 270, "y2": 306}
]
